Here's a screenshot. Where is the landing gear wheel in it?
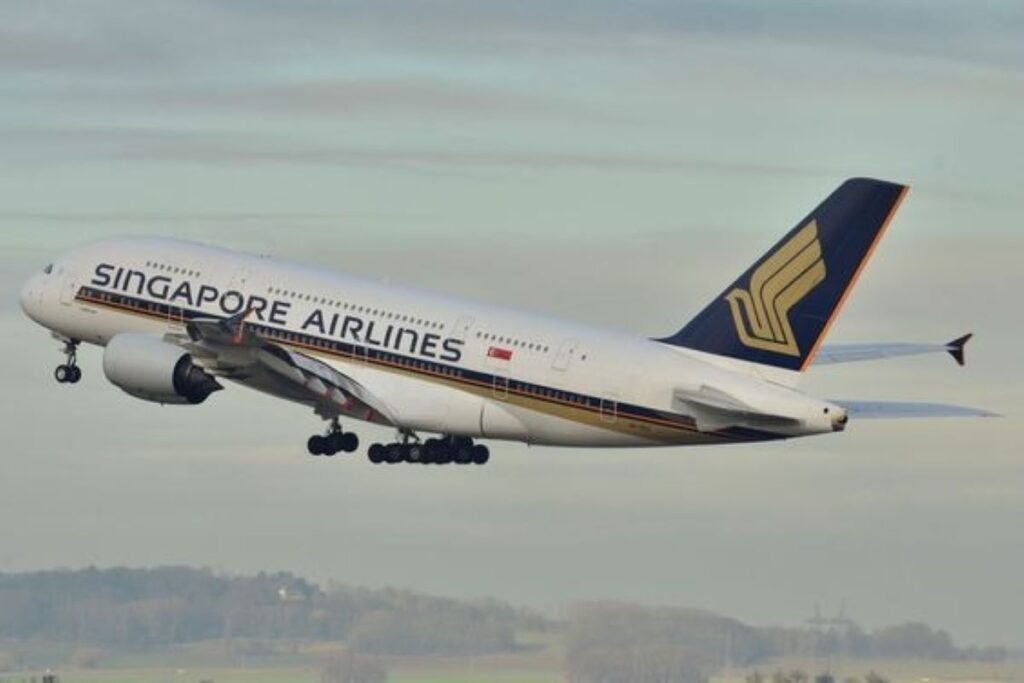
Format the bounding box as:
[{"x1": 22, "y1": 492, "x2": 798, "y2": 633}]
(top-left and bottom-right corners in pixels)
[
  {"x1": 54, "y1": 339, "x2": 81, "y2": 385},
  {"x1": 54, "y1": 365, "x2": 70, "y2": 383},
  {"x1": 307, "y1": 435, "x2": 327, "y2": 456},
  {"x1": 432, "y1": 439, "x2": 454, "y2": 465},
  {"x1": 308, "y1": 418, "x2": 359, "y2": 458},
  {"x1": 471, "y1": 444, "x2": 490, "y2": 465},
  {"x1": 385, "y1": 444, "x2": 404, "y2": 464},
  {"x1": 368, "y1": 443, "x2": 385, "y2": 464},
  {"x1": 339, "y1": 432, "x2": 359, "y2": 453},
  {"x1": 453, "y1": 444, "x2": 473, "y2": 465},
  {"x1": 405, "y1": 444, "x2": 424, "y2": 463},
  {"x1": 326, "y1": 432, "x2": 345, "y2": 454}
]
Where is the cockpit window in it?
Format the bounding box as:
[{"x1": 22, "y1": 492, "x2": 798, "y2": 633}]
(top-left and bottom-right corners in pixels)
[{"x1": 43, "y1": 263, "x2": 53, "y2": 274}]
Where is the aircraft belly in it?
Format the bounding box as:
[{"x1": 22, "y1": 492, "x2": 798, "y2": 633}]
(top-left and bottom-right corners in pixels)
[
  {"x1": 486, "y1": 400, "x2": 662, "y2": 447},
  {"x1": 321, "y1": 358, "x2": 484, "y2": 437},
  {"x1": 68, "y1": 299, "x2": 169, "y2": 347}
]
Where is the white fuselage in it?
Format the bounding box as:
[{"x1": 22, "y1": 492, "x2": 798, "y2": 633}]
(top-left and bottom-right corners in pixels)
[{"x1": 20, "y1": 238, "x2": 842, "y2": 447}]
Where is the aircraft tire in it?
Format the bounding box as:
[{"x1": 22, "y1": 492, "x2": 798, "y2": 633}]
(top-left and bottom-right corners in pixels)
[
  {"x1": 471, "y1": 445, "x2": 490, "y2": 465},
  {"x1": 339, "y1": 432, "x2": 359, "y2": 453},
  {"x1": 307, "y1": 435, "x2": 326, "y2": 456},
  {"x1": 385, "y1": 444, "x2": 403, "y2": 464},
  {"x1": 453, "y1": 445, "x2": 473, "y2": 465},
  {"x1": 405, "y1": 444, "x2": 423, "y2": 463},
  {"x1": 423, "y1": 438, "x2": 440, "y2": 461}
]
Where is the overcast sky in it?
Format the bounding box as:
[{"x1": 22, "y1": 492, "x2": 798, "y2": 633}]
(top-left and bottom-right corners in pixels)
[{"x1": 1, "y1": 0, "x2": 1022, "y2": 649}]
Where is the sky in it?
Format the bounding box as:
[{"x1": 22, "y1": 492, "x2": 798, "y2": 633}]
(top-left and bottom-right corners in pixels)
[{"x1": 1, "y1": 0, "x2": 1023, "y2": 649}]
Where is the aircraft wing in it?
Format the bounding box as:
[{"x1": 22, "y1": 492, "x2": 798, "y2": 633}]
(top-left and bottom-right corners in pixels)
[
  {"x1": 832, "y1": 400, "x2": 998, "y2": 419},
  {"x1": 813, "y1": 333, "x2": 972, "y2": 366},
  {"x1": 171, "y1": 311, "x2": 395, "y2": 425}
]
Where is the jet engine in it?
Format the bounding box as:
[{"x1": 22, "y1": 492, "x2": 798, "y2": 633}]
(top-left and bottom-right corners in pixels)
[{"x1": 102, "y1": 333, "x2": 221, "y2": 405}]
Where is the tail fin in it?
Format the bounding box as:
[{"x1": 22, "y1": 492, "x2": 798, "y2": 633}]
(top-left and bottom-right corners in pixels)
[{"x1": 660, "y1": 178, "x2": 909, "y2": 371}]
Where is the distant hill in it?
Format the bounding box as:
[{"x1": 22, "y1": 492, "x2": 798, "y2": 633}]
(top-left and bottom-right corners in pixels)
[
  {"x1": 564, "y1": 600, "x2": 1007, "y2": 678},
  {"x1": 0, "y1": 566, "x2": 1007, "y2": 664},
  {"x1": 0, "y1": 566, "x2": 547, "y2": 655}
]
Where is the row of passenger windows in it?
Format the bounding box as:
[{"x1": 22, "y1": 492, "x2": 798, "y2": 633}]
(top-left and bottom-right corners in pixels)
[
  {"x1": 146, "y1": 261, "x2": 201, "y2": 278},
  {"x1": 518, "y1": 383, "x2": 588, "y2": 405},
  {"x1": 475, "y1": 330, "x2": 550, "y2": 353},
  {"x1": 267, "y1": 287, "x2": 444, "y2": 330}
]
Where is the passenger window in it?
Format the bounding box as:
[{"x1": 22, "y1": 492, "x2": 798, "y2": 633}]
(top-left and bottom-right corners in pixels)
[{"x1": 43, "y1": 263, "x2": 53, "y2": 274}]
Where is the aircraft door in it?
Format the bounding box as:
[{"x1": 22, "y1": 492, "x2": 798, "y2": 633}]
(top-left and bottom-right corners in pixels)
[
  {"x1": 351, "y1": 343, "x2": 368, "y2": 365},
  {"x1": 227, "y1": 267, "x2": 249, "y2": 315},
  {"x1": 451, "y1": 315, "x2": 475, "y2": 341},
  {"x1": 58, "y1": 262, "x2": 79, "y2": 306},
  {"x1": 600, "y1": 394, "x2": 618, "y2": 424},
  {"x1": 553, "y1": 338, "x2": 580, "y2": 371},
  {"x1": 492, "y1": 371, "x2": 509, "y2": 400}
]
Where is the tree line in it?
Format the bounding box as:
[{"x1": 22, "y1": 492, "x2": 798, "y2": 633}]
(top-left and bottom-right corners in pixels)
[
  {"x1": 564, "y1": 602, "x2": 1007, "y2": 683},
  {"x1": 0, "y1": 566, "x2": 545, "y2": 655},
  {"x1": 0, "y1": 567, "x2": 1006, "y2": 671}
]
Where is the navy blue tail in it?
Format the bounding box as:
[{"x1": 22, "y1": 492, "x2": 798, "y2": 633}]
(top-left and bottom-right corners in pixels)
[{"x1": 659, "y1": 178, "x2": 908, "y2": 371}]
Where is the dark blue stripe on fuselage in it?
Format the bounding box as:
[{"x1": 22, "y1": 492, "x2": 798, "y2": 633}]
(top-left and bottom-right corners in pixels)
[{"x1": 77, "y1": 285, "x2": 783, "y2": 443}]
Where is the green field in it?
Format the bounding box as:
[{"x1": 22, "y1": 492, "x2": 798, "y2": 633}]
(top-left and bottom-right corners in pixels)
[
  {"x1": 719, "y1": 657, "x2": 1024, "y2": 683},
  {"x1": 7, "y1": 666, "x2": 561, "y2": 683},
  {"x1": 8, "y1": 656, "x2": 1023, "y2": 683},
  {"x1": 4, "y1": 636, "x2": 1020, "y2": 683}
]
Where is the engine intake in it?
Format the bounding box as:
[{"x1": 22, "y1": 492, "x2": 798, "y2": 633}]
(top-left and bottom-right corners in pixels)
[{"x1": 103, "y1": 333, "x2": 221, "y2": 405}]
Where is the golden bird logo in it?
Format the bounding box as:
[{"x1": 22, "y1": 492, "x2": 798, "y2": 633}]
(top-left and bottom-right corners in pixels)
[{"x1": 725, "y1": 221, "x2": 826, "y2": 356}]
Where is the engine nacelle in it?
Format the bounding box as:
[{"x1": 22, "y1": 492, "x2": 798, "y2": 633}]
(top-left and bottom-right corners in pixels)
[{"x1": 102, "y1": 333, "x2": 221, "y2": 405}]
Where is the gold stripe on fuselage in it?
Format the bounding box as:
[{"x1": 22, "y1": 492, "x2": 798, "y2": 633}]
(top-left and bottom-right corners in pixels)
[{"x1": 77, "y1": 290, "x2": 741, "y2": 445}]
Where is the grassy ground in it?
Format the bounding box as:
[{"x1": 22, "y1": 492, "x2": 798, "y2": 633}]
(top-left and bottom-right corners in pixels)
[
  {"x1": 15, "y1": 666, "x2": 561, "y2": 683},
  {"x1": 6, "y1": 649, "x2": 1020, "y2": 683},
  {"x1": 718, "y1": 657, "x2": 1024, "y2": 683}
]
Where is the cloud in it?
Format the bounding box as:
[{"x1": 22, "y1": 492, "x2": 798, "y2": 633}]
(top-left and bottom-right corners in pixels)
[
  {"x1": 2, "y1": 125, "x2": 834, "y2": 177},
  {"x1": 62, "y1": 78, "x2": 579, "y2": 121},
  {"x1": 2, "y1": 1, "x2": 1023, "y2": 79}
]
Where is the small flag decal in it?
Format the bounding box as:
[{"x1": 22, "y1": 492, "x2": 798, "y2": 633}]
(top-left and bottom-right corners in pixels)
[{"x1": 487, "y1": 346, "x2": 513, "y2": 361}]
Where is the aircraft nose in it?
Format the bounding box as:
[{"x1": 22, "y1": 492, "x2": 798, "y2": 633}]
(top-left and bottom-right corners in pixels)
[
  {"x1": 19, "y1": 273, "x2": 44, "y2": 322},
  {"x1": 831, "y1": 406, "x2": 849, "y2": 432}
]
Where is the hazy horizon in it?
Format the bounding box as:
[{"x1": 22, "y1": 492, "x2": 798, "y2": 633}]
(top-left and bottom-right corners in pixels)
[{"x1": 1, "y1": 1, "x2": 1021, "y2": 649}]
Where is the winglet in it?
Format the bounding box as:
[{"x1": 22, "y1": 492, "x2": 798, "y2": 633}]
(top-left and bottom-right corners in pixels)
[{"x1": 946, "y1": 333, "x2": 972, "y2": 367}]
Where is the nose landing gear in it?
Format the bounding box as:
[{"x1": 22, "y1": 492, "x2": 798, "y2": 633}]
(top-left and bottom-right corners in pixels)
[{"x1": 54, "y1": 339, "x2": 81, "y2": 384}]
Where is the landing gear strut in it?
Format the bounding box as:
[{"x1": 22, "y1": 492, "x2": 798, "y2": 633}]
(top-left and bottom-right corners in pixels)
[
  {"x1": 368, "y1": 434, "x2": 489, "y2": 466},
  {"x1": 307, "y1": 417, "x2": 359, "y2": 457},
  {"x1": 54, "y1": 339, "x2": 81, "y2": 384}
]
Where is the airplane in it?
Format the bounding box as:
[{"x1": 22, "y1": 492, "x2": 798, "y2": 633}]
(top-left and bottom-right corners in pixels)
[{"x1": 19, "y1": 178, "x2": 994, "y2": 465}]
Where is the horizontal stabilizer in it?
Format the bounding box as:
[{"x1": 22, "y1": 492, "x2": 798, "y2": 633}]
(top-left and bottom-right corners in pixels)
[
  {"x1": 832, "y1": 400, "x2": 998, "y2": 419},
  {"x1": 814, "y1": 333, "x2": 973, "y2": 367},
  {"x1": 673, "y1": 385, "x2": 799, "y2": 432}
]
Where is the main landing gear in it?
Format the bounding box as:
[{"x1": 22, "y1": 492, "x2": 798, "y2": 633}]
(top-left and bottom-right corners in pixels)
[
  {"x1": 307, "y1": 418, "x2": 359, "y2": 457},
  {"x1": 54, "y1": 339, "x2": 81, "y2": 384},
  {"x1": 367, "y1": 435, "x2": 489, "y2": 466}
]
